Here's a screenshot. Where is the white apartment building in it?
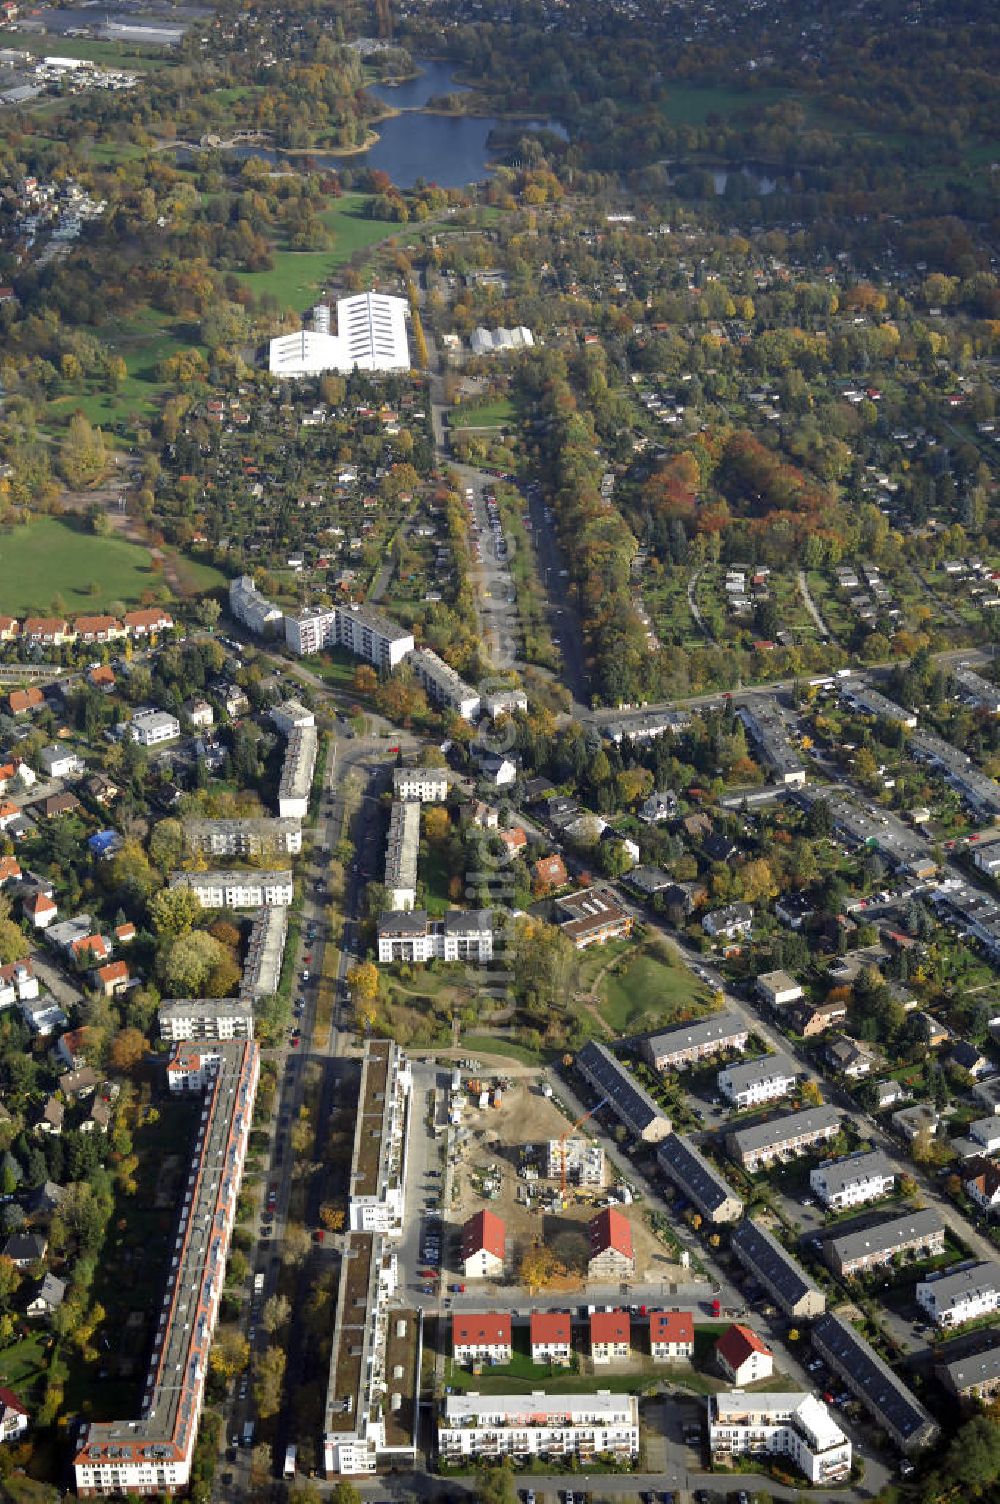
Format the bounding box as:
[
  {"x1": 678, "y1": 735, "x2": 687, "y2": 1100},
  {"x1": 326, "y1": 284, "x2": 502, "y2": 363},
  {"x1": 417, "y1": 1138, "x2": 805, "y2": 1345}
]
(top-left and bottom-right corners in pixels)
[
  {"x1": 438, "y1": 1391, "x2": 640, "y2": 1465},
  {"x1": 393, "y1": 766, "x2": 449, "y2": 803},
  {"x1": 376, "y1": 909, "x2": 494, "y2": 965},
  {"x1": 277, "y1": 725, "x2": 318, "y2": 819},
  {"x1": 718, "y1": 1053, "x2": 798, "y2": 1110},
  {"x1": 408, "y1": 647, "x2": 481, "y2": 720},
  {"x1": 270, "y1": 699, "x2": 315, "y2": 735},
  {"x1": 917, "y1": 1262, "x2": 1000, "y2": 1328},
  {"x1": 347, "y1": 1040, "x2": 412, "y2": 1237},
  {"x1": 709, "y1": 1391, "x2": 851, "y2": 1485},
  {"x1": 229, "y1": 574, "x2": 283, "y2": 637},
  {"x1": 75, "y1": 1041, "x2": 259, "y2": 1497},
  {"x1": 170, "y1": 870, "x2": 294, "y2": 909},
  {"x1": 284, "y1": 604, "x2": 339, "y2": 657},
  {"x1": 284, "y1": 601, "x2": 413, "y2": 671},
  {"x1": 810, "y1": 1150, "x2": 896, "y2": 1211},
  {"x1": 158, "y1": 999, "x2": 255, "y2": 1042},
  {"x1": 185, "y1": 817, "x2": 303, "y2": 858},
  {"x1": 384, "y1": 800, "x2": 420, "y2": 910},
  {"x1": 128, "y1": 708, "x2": 180, "y2": 746}
]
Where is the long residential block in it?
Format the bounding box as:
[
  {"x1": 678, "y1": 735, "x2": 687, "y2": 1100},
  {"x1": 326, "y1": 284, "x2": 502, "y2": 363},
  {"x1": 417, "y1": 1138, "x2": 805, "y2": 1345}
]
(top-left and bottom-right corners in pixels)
[
  {"x1": 576, "y1": 1040, "x2": 671, "y2": 1144},
  {"x1": 730, "y1": 1218, "x2": 825, "y2": 1319},
  {"x1": 438, "y1": 1391, "x2": 639, "y2": 1465},
  {"x1": 727, "y1": 1105, "x2": 840, "y2": 1173},
  {"x1": 229, "y1": 574, "x2": 283, "y2": 637},
  {"x1": 185, "y1": 817, "x2": 303, "y2": 858},
  {"x1": 643, "y1": 1011, "x2": 748, "y2": 1072},
  {"x1": 348, "y1": 1039, "x2": 412, "y2": 1236},
  {"x1": 737, "y1": 697, "x2": 807, "y2": 787},
  {"x1": 936, "y1": 1332, "x2": 1000, "y2": 1404},
  {"x1": 285, "y1": 601, "x2": 414, "y2": 670},
  {"x1": 376, "y1": 909, "x2": 493, "y2": 965},
  {"x1": 408, "y1": 647, "x2": 480, "y2": 720},
  {"x1": 709, "y1": 1391, "x2": 850, "y2": 1484},
  {"x1": 170, "y1": 869, "x2": 294, "y2": 909},
  {"x1": 277, "y1": 724, "x2": 318, "y2": 819},
  {"x1": 74, "y1": 1041, "x2": 259, "y2": 1496},
  {"x1": 825, "y1": 1208, "x2": 945, "y2": 1278},
  {"x1": 809, "y1": 1150, "x2": 897, "y2": 1211},
  {"x1": 656, "y1": 1133, "x2": 744, "y2": 1224},
  {"x1": 811, "y1": 1312, "x2": 939, "y2": 1453},
  {"x1": 157, "y1": 998, "x2": 254, "y2": 1042},
  {"x1": 385, "y1": 800, "x2": 420, "y2": 910}
]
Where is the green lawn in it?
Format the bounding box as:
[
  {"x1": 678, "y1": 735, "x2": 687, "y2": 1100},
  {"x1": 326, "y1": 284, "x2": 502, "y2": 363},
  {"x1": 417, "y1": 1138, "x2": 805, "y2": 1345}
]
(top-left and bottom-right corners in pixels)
[
  {"x1": 6, "y1": 31, "x2": 175, "y2": 69},
  {"x1": 0, "y1": 517, "x2": 165, "y2": 614},
  {"x1": 459, "y1": 1033, "x2": 550, "y2": 1066},
  {"x1": 236, "y1": 194, "x2": 404, "y2": 307},
  {"x1": 0, "y1": 1335, "x2": 52, "y2": 1402},
  {"x1": 162, "y1": 546, "x2": 228, "y2": 597},
  {"x1": 598, "y1": 941, "x2": 711, "y2": 1034},
  {"x1": 449, "y1": 397, "x2": 515, "y2": 429}
]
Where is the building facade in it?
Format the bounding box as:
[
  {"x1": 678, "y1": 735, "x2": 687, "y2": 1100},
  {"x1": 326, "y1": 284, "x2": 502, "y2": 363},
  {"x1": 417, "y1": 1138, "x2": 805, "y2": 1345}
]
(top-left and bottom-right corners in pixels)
[
  {"x1": 709, "y1": 1391, "x2": 851, "y2": 1484},
  {"x1": 438, "y1": 1391, "x2": 640, "y2": 1465}
]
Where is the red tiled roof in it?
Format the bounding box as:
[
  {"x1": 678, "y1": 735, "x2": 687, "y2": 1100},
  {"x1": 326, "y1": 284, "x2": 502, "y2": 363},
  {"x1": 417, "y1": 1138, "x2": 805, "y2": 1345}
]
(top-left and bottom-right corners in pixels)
[
  {"x1": 649, "y1": 1309, "x2": 693, "y2": 1344},
  {"x1": 96, "y1": 961, "x2": 128, "y2": 984},
  {"x1": 74, "y1": 615, "x2": 120, "y2": 635},
  {"x1": 8, "y1": 687, "x2": 43, "y2": 713},
  {"x1": 0, "y1": 856, "x2": 21, "y2": 882},
  {"x1": 589, "y1": 1206, "x2": 633, "y2": 1259},
  {"x1": 590, "y1": 1309, "x2": 631, "y2": 1344},
  {"x1": 0, "y1": 1386, "x2": 26, "y2": 1416},
  {"x1": 715, "y1": 1322, "x2": 772, "y2": 1370},
  {"x1": 530, "y1": 1310, "x2": 571, "y2": 1344},
  {"x1": 25, "y1": 893, "x2": 56, "y2": 915},
  {"x1": 71, "y1": 935, "x2": 109, "y2": 961},
  {"x1": 452, "y1": 1313, "x2": 511, "y2": 1348},
  {"x1": 462, "y1": 1208, "x2": 506, "y2": 1261},
  {"x1": 124, "y1": 608, "x2": 174, "y2": 630}
]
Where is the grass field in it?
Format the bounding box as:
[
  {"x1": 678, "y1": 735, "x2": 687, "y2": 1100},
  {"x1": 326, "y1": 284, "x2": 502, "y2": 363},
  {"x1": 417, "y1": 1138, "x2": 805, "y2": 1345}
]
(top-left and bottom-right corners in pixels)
[
  {"x1": 6, "y1": 31, "x2": 175, "y2": 69},
  {"x1": 236, "y1": 194, "x2": 404, "y2": 306},
  {"x1": 44, "y1": 308, "x2": 203, "y2": 438},
  {"x1": 0, "y1": 517, "x2": 163, "y2": 614},
  {"x1": 598, "y1": 941, "x2": 710, "y2": 1034},
  {"x1": 163, "y1": 546, "x2": 228, "y2": 597},
  {"x1": 449, "y1": 396, "x2": 515, "y2": 429}
]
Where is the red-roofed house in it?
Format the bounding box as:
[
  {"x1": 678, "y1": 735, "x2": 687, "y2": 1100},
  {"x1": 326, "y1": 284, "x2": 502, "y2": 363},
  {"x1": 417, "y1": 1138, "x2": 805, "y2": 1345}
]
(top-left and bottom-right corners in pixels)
[
  {"x1": 24, "y1": 892, "x2": 57, "y2": 929},
  {"x1": 0, "y1": 616, "x2": 18, "y2": 642},
  {"x1": 124, "y1": 608, "x2": 174, "y2": 637},
  {"x1": 21, "y1": 617, "x2": 68, "y2": 645},
  {"x1": 8, "y1": 687, "x2": 43, "y2": 715},
  {"x1": 461, "y1": 1209, "x2": 506, "y2": 1279},
  {"x1": 94, "y1": 960, "x2": 129, "y2": 998},
  {"x1": 115, "y1": 922, "x2": 136, "y2": 945},
  {"x1": 965, "y1": 1158, "x2": 1000, "y2": 1215},
  {"x1": 452, "y1": 1313, "x2": 512, "y2": 1366},
  {"x1": 533, "y1": 853, "x2": 568, "y2": 893},
  {"x1": 499, "y1": 827, "x2": 528, "y2": 860},
  {"x1": 0, "y1": 1386, "x2": 28, "y2": 1443},
  {"x1": 74, "y1": 615, "x2": 124, "y2": 643},
  {"x1": 0, "y1": 801, "x2": 20, "y2": 831},
  {"x1": 88, "y1": 665, "x2": 116, "y2": 691},
  {"x1": 588, "y1": 1207, "x2": 635, "y2": 1280},
  {"x1": 715, "y1": 1323, "x2": 773, "y2": 1385},
  {"x1": 71, "y1": 934, "x2": 110, "y2": 964},
  {"x1": 649, "y1": 1309, "x2": 694, "y2": 1361},
  {"x1": 530, "y1": 1310, "x2": 572, "y2": 1366},
  {"x1": 0, "y1": 855, "x2": 21, "y2": 886},
  {"x1": 590, "y1": 1309, "x2": 631, "y2": 1364}
]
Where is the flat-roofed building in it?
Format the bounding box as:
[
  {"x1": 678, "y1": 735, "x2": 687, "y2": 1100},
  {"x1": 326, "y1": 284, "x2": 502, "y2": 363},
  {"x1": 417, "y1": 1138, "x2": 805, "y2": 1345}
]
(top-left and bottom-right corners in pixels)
[
  {"x1": 545, "y1": 1137, "x2": 604, "y2": 1186},
  {"x1": 756, "y1": 970, "x2": 804, "y2": 1009},
  {"x1": 811, "y1": 1312, "x2": 939, "y2": 1453},
  {"x1": 284, "y1": 600, "x2": 414, "y2": 670},
  {"x1": 376, "y1": 909, "x2": 494, "y2": 965},
  {"x1": 718, "y1": 1053, "x2": 798, "y2": 1110},
  {"x1": 554, "y1": 887, "x2": 633, "y2": 949},
  {"x1": 277, "y1": 725, "x2": 318, "y2": 819},
  {"x1": 656, "y1": 1134, "x2": 744, "y2": 1224},
  {"x1": 728, "y1": 1106, "x2": 840, "y2": 1173},
  {"x1": 170, "y1": 869, "x2": 294, "y2": 909},
  {"x1": 576, "y1": 1041, "x2": 671, "y2": 1144},
  {"x1": 393, "y1": 766, "x2": 449, "y2": 803},
  {"x1": 709, "y1": 1391, "x2": 850, "y2": 1484},
  {"x1": 825, "y1": 1208, "x2": 945, "y2": 1278},
  {"x1": 384, "y1": 800, "x2": 420, "y2": 910},
  {"x1": 229, "y1": 574, "x2": 283, "y2": 637},
  {"x1": 185, "y1": 817, "x2": 302, "y2": 858},
  {"x1": 810, "y1": 1150, "x2": 896, "y2": 1211},
  {"x1": 408, "y1": 648, "x2": 481, "y2": 720},
  {"x1": 438, "y1": 1391, "x2": 639, "y2": 1465},
  {"x1": 158, "y1": 998, "x2": 254, "y2": 1042},
  {"x1": 269, "y1": 292, "x2": 410, "y2": 375},
  {"x1": 128, "y1": 708, "x2": 180, "y2": 746},
  {"x1": 644, "y1": 1011, "x2": 749, "y2": 1072},
  {"x1": 270, "y1": 699, "x2": 315, "y2": 735},
  {"x1": 240, "y1": 907, "x2": 289, "y2": 1000},
  {"x1": 730, "y1": 1218, "x2": 825, "y2": 1319},
  {"x1": 348, "y1": 1039, "x2": 412, "y2": 1237},
  {"x1": 917, "y1": 1261, "x2": 1000, "y2": 1328},
  {"x1": 737, "y1": 697, "x2": 807, "y2": 787},
  {"x1": 74, "y1": 1041, "x2": 259, "y2": 1497}
]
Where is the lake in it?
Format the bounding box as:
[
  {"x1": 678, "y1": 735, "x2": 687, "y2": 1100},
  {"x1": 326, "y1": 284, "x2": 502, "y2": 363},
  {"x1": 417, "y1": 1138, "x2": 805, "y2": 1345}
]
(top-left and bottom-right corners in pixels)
[{"x1": 227, "y1": 58, "x2": 565, "y2": 189}]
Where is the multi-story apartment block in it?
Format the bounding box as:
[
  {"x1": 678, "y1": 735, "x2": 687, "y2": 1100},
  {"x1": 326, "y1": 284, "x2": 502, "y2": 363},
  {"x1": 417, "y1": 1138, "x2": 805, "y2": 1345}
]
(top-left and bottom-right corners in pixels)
[
  {"x1": 709, "y1": 1392, "x2": 851, "y2": 1484},
  {"x1": 452, "y1": 1314, "x2": 512, "y2": 1366},
  {"x1": 269, "y1": 698, "x2": 315, "y2": 735},
  {"x1": 917, "y1": 1262, "x2": 1000, "y2": 1328},
  {"x1": 74, "y1": 1041, "x2": 259, "y2": 1497},
  {"x1": 576, "y1": 1041, "x2": 671, "y2": 1144},
  {"x1": 158, "y1": 998, "x2": 254, "y2": 1042},
  {"x1": 277, "y1": 725, "x2": 318, "y2": 819},
  {"x1": 656, "y1": 1134, "x2": 744, "y2": 1224},
  {"x1": 170, "y1": 870, "x2": 294, "y2": 909},
  {"x1": 407, "y1": 647, "x2": 481, "y2": 720},
  {"x1": 284, "y1": 602, "x2": 414, "y2": 670},
  {"x1": 825, "y1": 1209, "x2": 945, "y2": 1278},
  {"x1": 730, "y1": 1218, "x2": 826, "y2": 1319},
  {"x1": 649, "y1": 1310, "x2": 694, "y2": 1361},
  {"x1": 530, "y1": 1311, "x2": 572, "y2": 1366},
  {"x1": 809, "y1": 1150, "x2": 896, "y2": 1211},
  {"x1": 240, "y1": 907, "x2": 289, "y2": 1000},
  {"x1": 737, "y1": 698, "x2": 807, "y2": 787},
  {"x1": 376, "y1": 909, "x2": 494, "y2": 965},
  {"x1": 643, "y1": 1012, "x2": 749, "y2": 1072},
  {"x1": 811, "y1": 1313, "x2": 939, "y2": 1453},
  {"x1": 347, "y1": 1040, "x2": 412, "y2": 1236},
  {"x1": 718, "y1": 1053, "x2": 798, "y2": 1110},
  {"x1": 937, "y1": 1333, "x2": 1000, "y2": 1405},
  {"x1": 384, "y1": 800, "x2": 420, "y2": 910},
  {"x1": 229, "y1": 574, "x2": 283, "y2": 637},
  {"x1": 438, "y1": 1391, "x2": 640, "y2": 1465},
  {"x1": 128, "y1": 708, "x2": 180, "y2": 746},
  {"x1": 185, "y1": 817, "x2": 303, "y2": 859},
  {"x1": 727, "y1": 1106, "x2": 840, "y2": 1172},
  {"x1": 392, "y1": 766, "x2": 449, "y2": 803}
]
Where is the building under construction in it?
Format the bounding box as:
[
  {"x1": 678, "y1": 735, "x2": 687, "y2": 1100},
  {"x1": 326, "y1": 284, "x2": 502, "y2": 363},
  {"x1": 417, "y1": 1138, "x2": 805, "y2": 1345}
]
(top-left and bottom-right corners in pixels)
[{"x1": 546, "y1": 1136, "x2": 605, "y2": 1186}]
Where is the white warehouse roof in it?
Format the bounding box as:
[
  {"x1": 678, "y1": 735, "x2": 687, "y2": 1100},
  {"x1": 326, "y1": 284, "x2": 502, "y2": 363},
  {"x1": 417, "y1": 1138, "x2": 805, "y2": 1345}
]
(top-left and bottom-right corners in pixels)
[{"x1": 269, "y1": 293, "x2": 410, "y2": 376}]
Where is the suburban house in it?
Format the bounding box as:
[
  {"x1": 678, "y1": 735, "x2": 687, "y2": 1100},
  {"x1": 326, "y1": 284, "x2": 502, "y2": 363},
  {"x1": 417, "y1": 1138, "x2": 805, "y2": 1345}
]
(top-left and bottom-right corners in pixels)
[
  {"x1": 461, "y1": 1209, "x2": 505, "y2": 1280},
  {"x1": 93, "y1": 961, "x2": 129, "y2": 998},
  {"x1": 965, "y1": 1159, "x2": 1000, "y2": 1215},
  {"x1": 825, "y1": 1209, "x2": 945, "y2": 1278},
  {"x1": 529, "y1": 1311, "x2": 572, "y2": 1366},
  {"x1": 793, "y1": 997, "x2": 849, "y2": 1037},
  {"x1": 0, "y1": 1388, "x2": 28, "y2": 1444},
  {"x1": 917, "y1": 1263, "x2": 1000, "y2": 1328},
  {"x1": 936, "y1": 1334, "x2": 1000, "y2": 1404},
  {"x1": 643, "y1": 1012, "x2": 749, "y2": 1072},
  {"x1": 718, "y1": 1054, "x2": 798, "y2": 1110},
  {"x1": 533, "y1": 854, "x2": 568, "y2": 892},
  {"x1": 702, "y1": 902, "x2": 753, "y2": 942},
  {"x1": 809, "y1": 1151, "x2": 896, "y2": 1211},
  {"x1": 649, "y1": 1310, "x2": 694, "y2": 1361},
  {"x1": 27, "y1": 1273, "x2": 66, "y2": 1320},
  {"x1": 951, "y1": 1041, "x2": 993, "y2": 1079},
  {"x1": 755, "y1": 971, "x2": 804, "y2": 1009},
  {"x1": 715, "y1": 1323, "x2": 774, "y2": 1385},
  {"x1": 587, "y1": 1207, "x2": 635, "y2": 1280},
  {"x1": 451, "y1": 1314, "x2": 512, "y2": 1367},
  {"x1": 590, "y1": 1309, "x2": 631, "y2": 1364},
  {"x1": 3, "y1": 1233, "x2": 47, "y2": 1268}
]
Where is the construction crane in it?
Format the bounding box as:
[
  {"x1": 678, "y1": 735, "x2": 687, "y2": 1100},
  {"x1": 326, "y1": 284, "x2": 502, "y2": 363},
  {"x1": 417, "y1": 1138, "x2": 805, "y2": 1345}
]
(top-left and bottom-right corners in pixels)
[{"x1": 559, "y1": 1097, "x2": 608, "y2": 1198}]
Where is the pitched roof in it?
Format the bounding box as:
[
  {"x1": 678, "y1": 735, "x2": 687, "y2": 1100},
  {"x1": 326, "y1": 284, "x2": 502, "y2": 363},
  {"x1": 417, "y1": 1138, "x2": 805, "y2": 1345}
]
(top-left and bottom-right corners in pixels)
[
  {"x1": 530, "y1": 1310, "x2": 571, "y2": 1344},
  {"x1": 451, "y1": 1313, "x2": 511, "y2": 1347},
  {"x1": 96, "y1": 960, "x2": 129, "y2": 984},
  {"x1": 649, "y1": 1309, "x2": 693, "y2": 1343},
  {"x1": 8, "y1": 687, "x2": 43, "y2": 713},
  {"x1": 589, "y1": 1206, "x2": 633, "y2": 1260},
  {"x1": 715, "y1": 1322, "x2": 772, "y2": 1371},
  {"x1": 25, "y1": 892, "x2": 56, "y2": 916},
  {"x1": 0, "y1": 1386, "x2": 27, "y2": 1416},
  {"x1": 590, "y1": 1309, "x2": 630, "y2": 1344},
  {"x1": 461, "y1": 1208, "x2": 505, "y2": 1261}
]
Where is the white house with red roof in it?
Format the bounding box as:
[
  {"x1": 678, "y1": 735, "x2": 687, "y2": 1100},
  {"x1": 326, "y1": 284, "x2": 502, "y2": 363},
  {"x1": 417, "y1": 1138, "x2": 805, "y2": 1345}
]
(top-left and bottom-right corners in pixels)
[
  {"x1": 715, "y1": 1322, "x2": 774, "y2": 1385},
  {"x1": 24, "y1": 892, "x2": 57, "y2": 929},
  {"x1": 451, "y1": 1313, "x2": 512, "y2": 1366},
  {"x1": 590, "y1": 1309, "x2": 631, "y2": 1363},
  {"x1": 529, "y1": 1310, "x2": 572, "y2": 1366},
  {"x1": 587, "y1": 1207, "x2": 635, "y2": 1280},
  {"x1": 0, "y1": 1386, "x2": 28, "y2": 1443},
  {"x1": 650, "y1": 1309, "x2": 694, "y2": 1361},
  {"x1": 461, "y1": 1209, "x2": 506, "y2": 1279}
]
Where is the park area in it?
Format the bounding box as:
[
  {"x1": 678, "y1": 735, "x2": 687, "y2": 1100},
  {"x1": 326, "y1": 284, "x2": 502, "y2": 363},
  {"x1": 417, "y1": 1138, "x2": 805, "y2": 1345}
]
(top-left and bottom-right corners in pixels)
[
  {"x1": 584, "y1": 933, "x2": 712, "y2": 1037},
  {"x1": 0, "y1": 516, "x2": 169, "y2": 615}
]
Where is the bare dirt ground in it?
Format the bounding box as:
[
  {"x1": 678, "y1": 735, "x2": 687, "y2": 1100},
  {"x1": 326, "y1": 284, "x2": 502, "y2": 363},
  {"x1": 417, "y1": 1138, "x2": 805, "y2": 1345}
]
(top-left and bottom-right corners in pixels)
[{"x1": 448, "y1": 1079, "x2": 672, "y2": 1285}]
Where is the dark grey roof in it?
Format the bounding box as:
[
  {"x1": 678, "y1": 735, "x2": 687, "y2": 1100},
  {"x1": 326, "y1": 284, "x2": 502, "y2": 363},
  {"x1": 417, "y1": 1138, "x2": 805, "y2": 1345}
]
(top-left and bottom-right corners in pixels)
[
  {"x1": 442, "y1": 909, "x2": 493, "y2": 934},
  {"x1": 376, "y1": 909, "x2": 429, "y2": 936},
  {"x1": 827, "y1": 1207, "x2": 944, "y2": 1265},
  {"x1": 730, "y1": 1217, "x2": 823, "y2": 1311},
  {"x1": 646, "y1": 1011, "x2": 747, "y2": 1060},
  {"x1": 936, "y1": 1332, "x2": 1000, "y2": 1395},
  {"x1": 577, "y1": 1041, "x2": 667, "y2": 1135},
  {"x1": 656, "y1": 1133, "x2": 742, "y2": 1218},
  {"x1": 812, "y1": 1312, "x2": 939, "y2": 1451},
  {"x1": 729, "y1": 1104, "x2": 840, "y2": 1157}
]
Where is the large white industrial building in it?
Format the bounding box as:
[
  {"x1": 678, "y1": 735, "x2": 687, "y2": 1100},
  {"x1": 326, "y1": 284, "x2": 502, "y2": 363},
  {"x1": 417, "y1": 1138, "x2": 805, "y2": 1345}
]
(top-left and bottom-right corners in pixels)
[{"x1": 269, "y1": 293, "x2": 410, "y2": 376}]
